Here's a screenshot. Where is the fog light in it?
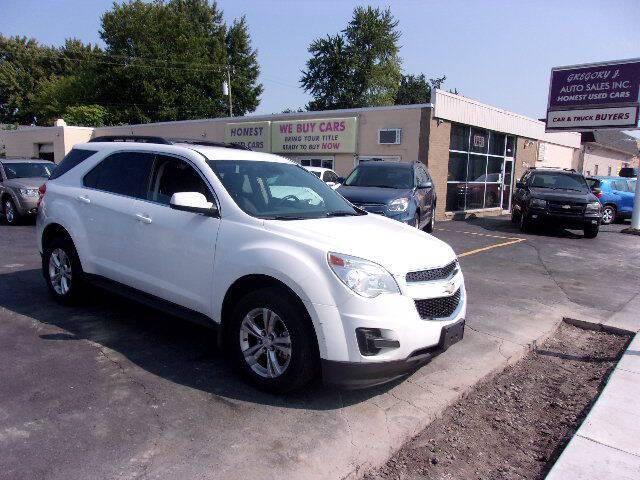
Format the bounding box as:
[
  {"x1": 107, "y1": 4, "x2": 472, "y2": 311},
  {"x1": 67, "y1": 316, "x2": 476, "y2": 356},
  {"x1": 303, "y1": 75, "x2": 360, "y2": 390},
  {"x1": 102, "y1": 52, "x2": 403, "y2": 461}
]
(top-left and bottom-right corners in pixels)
[{"x1": 356, "y1": 328, "x2": 400, "y2": 356}]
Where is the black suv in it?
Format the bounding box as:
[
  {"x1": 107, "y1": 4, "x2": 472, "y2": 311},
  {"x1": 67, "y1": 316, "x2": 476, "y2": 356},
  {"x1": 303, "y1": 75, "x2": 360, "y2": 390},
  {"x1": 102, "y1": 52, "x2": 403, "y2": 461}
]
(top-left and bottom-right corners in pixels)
[{"x1": 512, "y1": 168, "x2": 602, "y2": 238}]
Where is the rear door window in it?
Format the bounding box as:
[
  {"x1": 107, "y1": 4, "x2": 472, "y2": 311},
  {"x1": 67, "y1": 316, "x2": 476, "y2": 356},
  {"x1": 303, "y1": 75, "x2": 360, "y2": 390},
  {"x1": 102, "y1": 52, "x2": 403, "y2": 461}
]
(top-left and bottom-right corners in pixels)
[
  {"x1": 612, "y1": 180, "x2": 628, "y2": 192},
  {"x1": 50, "y1": 148, "x2": 97, "y2": 180},
  {"x1": 83, "y1": 152, "x2": 154, "y2": 199},
  {"x1": 148, "y1": 155, "x2": 213, "y2": 205}
]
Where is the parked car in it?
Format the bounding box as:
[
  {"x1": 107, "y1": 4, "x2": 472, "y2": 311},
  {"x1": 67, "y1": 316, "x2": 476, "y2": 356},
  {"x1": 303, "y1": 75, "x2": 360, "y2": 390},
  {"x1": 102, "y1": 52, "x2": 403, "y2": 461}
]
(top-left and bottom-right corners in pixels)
[
  {"x1": 619, "y1": 167, "x2": 638, "y2": 178},
  {"x1": 586, "y1": 176, "x2": 637, "y2": 225},
  {"x1": 0, "y1": 158, "x2": 54, "y2": 225},
  {"x1": 37, "y1": 137, "x2": 465, "y2": 392},
  {"x1": 304, "y1": 166, "x2": 341, "y2": 188},
  {"x1": 512, "y1": 167, "x2": 602, "y2": 238},
  {"x1": 336, "y1": 161, "x2": 437, "y2": 232}
]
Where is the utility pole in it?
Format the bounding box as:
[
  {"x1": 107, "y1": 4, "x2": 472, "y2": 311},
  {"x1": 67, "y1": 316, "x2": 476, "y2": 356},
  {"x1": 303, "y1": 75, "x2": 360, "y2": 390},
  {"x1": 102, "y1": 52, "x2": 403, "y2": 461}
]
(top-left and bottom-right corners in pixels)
[{"x1": 224, "y1": 65, "x2": 233, "y2": 118}]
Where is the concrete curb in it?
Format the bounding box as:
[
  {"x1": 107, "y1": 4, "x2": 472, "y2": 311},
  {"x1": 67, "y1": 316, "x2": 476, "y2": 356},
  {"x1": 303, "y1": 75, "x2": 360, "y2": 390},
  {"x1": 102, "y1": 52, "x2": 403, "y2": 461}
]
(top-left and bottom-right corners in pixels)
[{"x1": 545, "y1": 331, "x2": 640, "y2": 480}]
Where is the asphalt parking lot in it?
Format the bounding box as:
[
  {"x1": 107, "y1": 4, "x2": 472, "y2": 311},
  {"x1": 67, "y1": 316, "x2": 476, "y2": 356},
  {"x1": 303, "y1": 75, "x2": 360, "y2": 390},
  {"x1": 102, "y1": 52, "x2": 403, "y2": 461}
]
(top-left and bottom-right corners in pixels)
[{"x1": 1, "y1": 217, "x2": 639, "y2": 480}]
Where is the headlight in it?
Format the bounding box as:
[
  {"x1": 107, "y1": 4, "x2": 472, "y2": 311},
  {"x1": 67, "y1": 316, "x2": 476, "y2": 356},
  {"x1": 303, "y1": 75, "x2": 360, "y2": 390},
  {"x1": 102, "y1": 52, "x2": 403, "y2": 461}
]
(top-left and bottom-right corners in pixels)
[
  {"x1": 328, "y1": 252, "x2": 400, "y2": 298},
  {"x1": 585, "y1": 202, "x2": 601, "y2": 214},
  {"x1": 530, "y1": 198, "x2": 547, "y2": 208},
  {"x1": 387, "y1": 197, "x2": 409, "y2": 212},
  {"x1": 19, "y1": 188, "x2": 39, "y2": 197}
]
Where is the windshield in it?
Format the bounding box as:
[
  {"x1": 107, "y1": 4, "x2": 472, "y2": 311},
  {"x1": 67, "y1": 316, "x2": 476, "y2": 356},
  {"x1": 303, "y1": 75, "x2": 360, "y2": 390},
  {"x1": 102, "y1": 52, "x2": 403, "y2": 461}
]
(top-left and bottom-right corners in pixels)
[
  {"x1": 344, "y1": 165, "x2": 413, "y2": 189},
  {"x1": 4, "y1": 162, "x2": 53, "y2": 179},
  {"x1": 529, "y1": 172, "x2": 588, "y2": 192},
  {"x1": 207, "y1": 160, "x2": 361, "y2": 220}
]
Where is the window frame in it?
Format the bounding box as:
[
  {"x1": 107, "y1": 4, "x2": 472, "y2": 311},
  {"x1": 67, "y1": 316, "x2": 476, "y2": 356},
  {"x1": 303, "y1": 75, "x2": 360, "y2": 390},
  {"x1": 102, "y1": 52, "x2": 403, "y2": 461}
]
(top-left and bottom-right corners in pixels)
[{"x1": 147, "y1": 153, "x2": 217, "y2": 206}]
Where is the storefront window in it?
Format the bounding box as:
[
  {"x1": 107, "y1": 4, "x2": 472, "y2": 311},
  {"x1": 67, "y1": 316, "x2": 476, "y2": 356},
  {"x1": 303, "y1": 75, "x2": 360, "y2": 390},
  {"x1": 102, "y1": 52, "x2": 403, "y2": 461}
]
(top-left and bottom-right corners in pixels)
[
  {"x1": 447, "y1": 152, "x2": 468, "y2": 182},
  {"x1": 450, "y1": 124, "x2": 470, "y2": 151},
  {"x1": 489, "y1": 132, "x2": 506, "y2": 156},
  {"x1": 446, "y1": 123, "x2": 515, "y2": 212},
  {"x1": 470, "y1": 128, "x2": 488, "y2": 154}
]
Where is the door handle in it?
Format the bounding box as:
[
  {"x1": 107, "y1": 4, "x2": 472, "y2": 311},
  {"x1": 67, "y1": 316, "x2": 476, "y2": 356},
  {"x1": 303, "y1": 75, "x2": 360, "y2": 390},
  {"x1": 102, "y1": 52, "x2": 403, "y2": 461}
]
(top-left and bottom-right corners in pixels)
[
  {"x1": 135, "y1": 213, "x2": 152, "y2": 224},
  {"x1": 76, "y1": 195, "x2": 91, "y2": 204}
]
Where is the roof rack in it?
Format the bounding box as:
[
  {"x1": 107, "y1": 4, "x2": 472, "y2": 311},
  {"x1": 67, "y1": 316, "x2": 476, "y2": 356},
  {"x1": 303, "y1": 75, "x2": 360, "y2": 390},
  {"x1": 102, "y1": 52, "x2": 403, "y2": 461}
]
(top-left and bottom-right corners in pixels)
[
  {"x1": 527, "y1": 166, "x2": 577, "y2": 173},
  {"x1": 89, "y1": 135, "x2": 172, "y2": 145},
  {"x1": 88, "y1": 135, "x2": 252, "y2": 151}
]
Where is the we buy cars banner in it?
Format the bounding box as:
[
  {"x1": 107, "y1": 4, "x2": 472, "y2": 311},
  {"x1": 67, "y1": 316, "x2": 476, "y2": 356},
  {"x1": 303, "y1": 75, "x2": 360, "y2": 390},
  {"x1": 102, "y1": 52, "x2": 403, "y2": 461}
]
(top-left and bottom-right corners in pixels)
[{"x1": 546, "y1": 59, "x2": 640, "y2": 131}]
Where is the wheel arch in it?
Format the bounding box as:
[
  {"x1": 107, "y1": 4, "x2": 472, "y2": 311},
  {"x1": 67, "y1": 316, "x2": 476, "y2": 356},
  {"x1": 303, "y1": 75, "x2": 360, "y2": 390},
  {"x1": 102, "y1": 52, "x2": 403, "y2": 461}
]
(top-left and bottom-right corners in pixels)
[{"x1": 219, "y1": 274, "x2": 320, "y2": 356}]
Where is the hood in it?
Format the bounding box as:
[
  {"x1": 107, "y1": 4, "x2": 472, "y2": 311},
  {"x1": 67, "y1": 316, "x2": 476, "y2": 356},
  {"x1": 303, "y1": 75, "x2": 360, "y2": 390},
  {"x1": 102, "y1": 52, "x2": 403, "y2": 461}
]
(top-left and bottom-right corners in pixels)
[
  {"x1": 529, "y1": 187, "x2": 597, "y2": 204},
  {"x1": 337, "y1": 185, "x2": 413, "y2": 205},
  {"x1": 263, "y1": 214, "x2": 456, "y2": 275},
  {"x1": 3, "y1": 177, "x2": 47, "y2": 189}
]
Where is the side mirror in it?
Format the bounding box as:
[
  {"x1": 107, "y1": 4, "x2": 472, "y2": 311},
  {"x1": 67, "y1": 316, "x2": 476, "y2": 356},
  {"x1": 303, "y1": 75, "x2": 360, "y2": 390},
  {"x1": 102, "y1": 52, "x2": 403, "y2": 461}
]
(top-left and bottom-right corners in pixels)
[
  {"x1": 169, "y1": 192, "x2": 218, "y2": 217},
  {"x1": 516, "y1": 181, "x2": 525, "y2": 189},
  {"x1": 418, "y1": 180, "x2": 433, "y2": 189}
]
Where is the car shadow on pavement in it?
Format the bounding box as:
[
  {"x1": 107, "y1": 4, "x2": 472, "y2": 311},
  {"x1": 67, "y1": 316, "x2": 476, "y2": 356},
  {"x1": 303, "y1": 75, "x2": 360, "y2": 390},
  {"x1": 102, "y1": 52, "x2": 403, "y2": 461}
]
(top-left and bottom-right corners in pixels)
[
  {"x1": 0, "y1": 268, "x2": 404, "y2": 410},
  {"x1": 459, "y1": 216, "x2": 584, "y2": 239}
]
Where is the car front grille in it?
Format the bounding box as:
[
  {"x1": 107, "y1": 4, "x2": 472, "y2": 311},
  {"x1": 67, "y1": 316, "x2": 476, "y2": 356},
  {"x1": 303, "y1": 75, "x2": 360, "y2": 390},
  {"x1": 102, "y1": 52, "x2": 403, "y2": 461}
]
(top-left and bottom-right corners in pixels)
[
  {"x1": 547, "y1": 201, "x2": 584, "y2": 216},
  {"x1": 414, "y1": 288, "x2": 461, "y2": 319},
  {"x1": 406, "y1": 260, "x2": 458, "y2": 283},
  {"x1": 352, "y1": 202, "x2": 386, "y2": 214}
]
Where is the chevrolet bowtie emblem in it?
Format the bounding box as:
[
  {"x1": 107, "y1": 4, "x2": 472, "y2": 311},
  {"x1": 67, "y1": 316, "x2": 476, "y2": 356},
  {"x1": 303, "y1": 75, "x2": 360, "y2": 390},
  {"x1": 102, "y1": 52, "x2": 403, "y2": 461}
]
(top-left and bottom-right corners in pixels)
[{"x1": 444, "y1": 282, "x2": 456, "y2": 295}]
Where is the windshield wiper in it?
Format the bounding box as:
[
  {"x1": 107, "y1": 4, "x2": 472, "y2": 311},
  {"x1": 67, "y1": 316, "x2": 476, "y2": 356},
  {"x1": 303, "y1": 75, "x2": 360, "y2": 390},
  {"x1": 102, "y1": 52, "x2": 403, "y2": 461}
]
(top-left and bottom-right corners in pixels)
[
  {"x1": 262, "y1": 215, "x2": 307, "y2": 220},
  {"x1": 325, "y1": 211, "x2": 359, "y2": 217}
]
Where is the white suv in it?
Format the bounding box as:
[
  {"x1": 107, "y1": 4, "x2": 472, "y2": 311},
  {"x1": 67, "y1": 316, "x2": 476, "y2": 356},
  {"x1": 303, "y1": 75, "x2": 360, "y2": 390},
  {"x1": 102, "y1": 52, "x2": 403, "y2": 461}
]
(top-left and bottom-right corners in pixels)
[{"x1": 37, "y1": 137, "x2": 466, "y2": 392}]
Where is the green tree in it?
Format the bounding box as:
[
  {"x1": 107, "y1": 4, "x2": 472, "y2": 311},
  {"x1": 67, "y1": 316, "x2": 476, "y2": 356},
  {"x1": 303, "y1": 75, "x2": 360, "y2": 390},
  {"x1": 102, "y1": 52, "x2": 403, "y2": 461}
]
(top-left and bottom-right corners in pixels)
[
  {"x1": 301, "y1": 6, "x2": 402, "y2": 110},
  {"x1": 97, "y1": 0, "x2": 262, "y2": 124},
  {"x1": 395, "y1": 74, "x2": 448, "y2": 105},
  {"x1": 225, "y1": 16, "x2": 262, "y2": 116},
  {"x1": 63, "y1": 104, "x2": 109, "y2": 127}
]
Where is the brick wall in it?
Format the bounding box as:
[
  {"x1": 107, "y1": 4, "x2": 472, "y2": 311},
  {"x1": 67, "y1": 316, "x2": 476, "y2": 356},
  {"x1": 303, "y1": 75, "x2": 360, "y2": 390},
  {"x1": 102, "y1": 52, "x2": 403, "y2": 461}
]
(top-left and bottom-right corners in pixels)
[
  {"x1": 426, "y1": 116, "x2": 451, "y2": 219},
  {"x1": 515, "y1": 137, "x2": 538, "y2": 183}
]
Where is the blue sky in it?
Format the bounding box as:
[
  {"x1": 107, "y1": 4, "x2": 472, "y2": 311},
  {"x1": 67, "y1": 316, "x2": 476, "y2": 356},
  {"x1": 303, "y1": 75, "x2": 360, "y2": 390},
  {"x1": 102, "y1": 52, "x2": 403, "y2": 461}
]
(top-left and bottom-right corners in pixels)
[{"x1": 1, "y1": 0, "x2": 639, "y2": 120}]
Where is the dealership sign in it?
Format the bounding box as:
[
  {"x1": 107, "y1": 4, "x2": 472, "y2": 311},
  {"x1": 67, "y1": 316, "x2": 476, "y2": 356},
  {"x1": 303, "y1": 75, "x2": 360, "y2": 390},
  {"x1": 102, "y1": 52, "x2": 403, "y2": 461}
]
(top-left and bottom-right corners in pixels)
[
  {"x1": 271, "y1": 117, "x2": 357, "y2": 154},
  {"x1": 224, "y1": 121, "x2": 270, "y2": 152},
  {"x1": 546, "y1": 59, "x2": 640, "y2": 131}
]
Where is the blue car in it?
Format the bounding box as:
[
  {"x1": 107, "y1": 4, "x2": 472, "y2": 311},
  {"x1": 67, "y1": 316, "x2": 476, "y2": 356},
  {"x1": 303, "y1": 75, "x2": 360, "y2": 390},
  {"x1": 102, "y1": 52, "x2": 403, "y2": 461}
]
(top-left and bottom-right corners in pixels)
[
  {"x1": 586, "y1": 176, "x2": 637, "y2": 225},
  {"x1": 337, "y1": 161, "x2": 437, "y2": 231}
]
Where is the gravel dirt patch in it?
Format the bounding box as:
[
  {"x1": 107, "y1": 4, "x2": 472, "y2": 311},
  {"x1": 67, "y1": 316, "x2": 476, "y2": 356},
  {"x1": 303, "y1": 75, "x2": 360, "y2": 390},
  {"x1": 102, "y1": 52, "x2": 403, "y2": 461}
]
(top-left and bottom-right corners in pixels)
[{"x1": 365, "y1": 322, "x2": 630, "y2": 480}]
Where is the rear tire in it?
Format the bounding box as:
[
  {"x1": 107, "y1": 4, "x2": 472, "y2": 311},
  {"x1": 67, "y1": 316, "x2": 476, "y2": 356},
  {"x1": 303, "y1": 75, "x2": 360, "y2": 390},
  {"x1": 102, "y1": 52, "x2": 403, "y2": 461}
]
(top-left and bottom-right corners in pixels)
[
  {"x1": 511, "y1": 208, "x2": 521, "y2": 224},
  {"x1": 3, "y1": 198, "x2": 20, "y2": 225},
  {"x1": 227, "y1": 287, "x2": 318, "y2": 393},
  {"x1": 584, "y1": 223, "x2": 599, "y2": 239},
  {"x1": 43, "y1": 237, "x2": 85, "y2": 305}
]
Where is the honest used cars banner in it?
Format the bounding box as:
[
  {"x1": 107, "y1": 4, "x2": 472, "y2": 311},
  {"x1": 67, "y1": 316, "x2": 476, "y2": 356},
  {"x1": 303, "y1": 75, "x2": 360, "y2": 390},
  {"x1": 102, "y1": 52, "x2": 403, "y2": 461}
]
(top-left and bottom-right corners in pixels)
[
  {"x1": 546, "y1": 59, "x2": 640, "y2": 131},
  {"x1": 271, "y1": 117, "x2": 357, "y2": 154},
  {"x1": 224, "y1": 121, "x2": 270, "y2": 152}
]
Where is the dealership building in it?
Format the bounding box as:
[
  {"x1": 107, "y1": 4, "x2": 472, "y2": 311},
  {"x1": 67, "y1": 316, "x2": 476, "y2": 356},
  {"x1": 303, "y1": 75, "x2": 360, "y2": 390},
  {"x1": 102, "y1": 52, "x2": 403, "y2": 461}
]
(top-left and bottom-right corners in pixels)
[{"x1": 3, "y1": 89, "x2": 626, "y2": 220}]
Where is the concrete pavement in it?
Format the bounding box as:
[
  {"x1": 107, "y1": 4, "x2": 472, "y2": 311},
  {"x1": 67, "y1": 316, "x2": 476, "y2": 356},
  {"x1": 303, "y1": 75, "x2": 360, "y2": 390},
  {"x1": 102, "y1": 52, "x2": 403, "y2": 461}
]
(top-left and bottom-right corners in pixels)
[{"x1": 1, "y1": 217, "x2": 639, "y2": 480}]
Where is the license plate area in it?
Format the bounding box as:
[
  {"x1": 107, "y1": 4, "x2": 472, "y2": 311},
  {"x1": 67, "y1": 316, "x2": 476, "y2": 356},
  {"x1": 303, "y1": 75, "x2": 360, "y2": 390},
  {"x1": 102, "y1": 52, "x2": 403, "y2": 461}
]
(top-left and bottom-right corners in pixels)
[{"x1": 439, "y1": 319, "x2": 465, "y2": 350}]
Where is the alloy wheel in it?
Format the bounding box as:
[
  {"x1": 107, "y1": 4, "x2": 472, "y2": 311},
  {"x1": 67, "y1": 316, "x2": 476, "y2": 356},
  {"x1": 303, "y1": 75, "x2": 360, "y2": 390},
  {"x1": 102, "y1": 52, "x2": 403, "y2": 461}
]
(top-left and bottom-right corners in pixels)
[
  {"x1": 239, "y1": 307, "x2": 292, "y2": 379},
  {"x1": 602, "y1": 207, "x2": 614, "y2": 225},
  {"x1": 48, "y1": 248, "x2": 72, "y2": 295}
]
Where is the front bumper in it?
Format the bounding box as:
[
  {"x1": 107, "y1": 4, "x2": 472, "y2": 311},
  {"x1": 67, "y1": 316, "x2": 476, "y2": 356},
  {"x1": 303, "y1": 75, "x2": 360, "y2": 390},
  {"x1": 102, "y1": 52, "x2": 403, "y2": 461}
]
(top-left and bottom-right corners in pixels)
[
  {"x1": 322, "y1": 318, "x2": 465, "y2": 389},
  {"x1": 528, "y1": 208, "x2": 600, "y2": 228},
  {"x1": 14, "y1": 195, "x2": 39, "y2": 216}
]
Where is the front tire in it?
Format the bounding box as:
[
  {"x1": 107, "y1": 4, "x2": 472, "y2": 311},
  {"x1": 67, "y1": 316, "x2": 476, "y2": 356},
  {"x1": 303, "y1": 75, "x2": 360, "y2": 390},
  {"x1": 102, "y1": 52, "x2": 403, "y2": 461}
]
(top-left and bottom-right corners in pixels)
[
  {"x1": 601, "y1": 205, "x2": 616, "y2": 225},
  {"x1": 519, "y1": 210, "x2": 532, "y2": 233},
  {"x1": 584, "y1": 223, "x2": 599, "y2": 239},
  {"x1": 424, "y1": 204, "x2": 435, "y2": 233},
  {"x1": 43, "y1": 237, "x2": 85, "y2": 305},
  {"x1": 3, "y1": 198, "x2": 20, "y2": 225},
  {"x1": 228, "y1": 287, "x2": 318, "y2": 393}
]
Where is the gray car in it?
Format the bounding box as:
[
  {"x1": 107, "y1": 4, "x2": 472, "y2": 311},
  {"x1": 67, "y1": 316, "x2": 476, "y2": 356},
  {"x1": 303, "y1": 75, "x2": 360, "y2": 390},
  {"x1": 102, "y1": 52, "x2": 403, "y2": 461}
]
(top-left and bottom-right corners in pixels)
[{"x1": 0, "y1": 159, "x2": 54, "y2": 225}]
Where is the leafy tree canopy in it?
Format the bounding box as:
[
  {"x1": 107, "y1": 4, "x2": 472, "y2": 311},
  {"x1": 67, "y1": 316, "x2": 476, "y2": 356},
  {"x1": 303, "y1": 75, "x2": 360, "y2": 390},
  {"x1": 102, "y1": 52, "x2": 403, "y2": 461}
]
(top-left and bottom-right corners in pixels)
[
  {"x1": 395, "y1": 74, "x2": 447, "y2": 105},
  {"x1": 301, "y1": 6, "x2": 402, "y2": 111}
]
